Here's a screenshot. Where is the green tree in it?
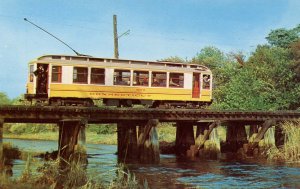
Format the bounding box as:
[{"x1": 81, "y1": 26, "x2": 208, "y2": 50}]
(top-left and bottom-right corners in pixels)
[
  {"x1": 11, "y1": 94, "x2": 25, "y2": 105},
  {"x1": 290, "y1": 39, "x2": 300, "y2": 109},
  {"x1": 291, "y1": 39, "x2": 300, "y2": 80},
  {"x1": 160, "y1": 56, "x2": 186, "y2": 63},
  {"x1": 266, "y1": 24, "x2": 300, "y2": 48},
  {"x1": 192, "y1": 46, "x2": 228, "y2": 70},
  {"x1": 214, "y1": 69, "x2": 277, "y2": 110},
  {"x1": 0, "y1": 92, "x2": 11, "y2": 105},
  {"x1": 191, "y1": 46, "x2": 241, "y2": 109},
  {"x1": 215, "y1": 45, "x2": 299, "y2": 110}
]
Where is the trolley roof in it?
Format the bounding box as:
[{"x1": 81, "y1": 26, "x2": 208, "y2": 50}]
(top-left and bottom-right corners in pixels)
[{"x1": 31, "y1": 54, "x2": 212, "y2": 73}]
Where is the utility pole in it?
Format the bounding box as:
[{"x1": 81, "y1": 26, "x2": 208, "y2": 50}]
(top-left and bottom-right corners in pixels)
[
  {"x1": 113, "y1": 15, "x2": 119, "y2": 59},
  {"x1": 113, "y1": 15, "x2": 130, "y2": 59}
]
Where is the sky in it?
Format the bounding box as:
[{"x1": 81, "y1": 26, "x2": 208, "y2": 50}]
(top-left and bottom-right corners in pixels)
[{"x1": 0, "y1": 0, "x2": 300, "y2": 98}]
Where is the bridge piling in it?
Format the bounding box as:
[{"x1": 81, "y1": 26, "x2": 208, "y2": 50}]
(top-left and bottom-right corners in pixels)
[
  {"x1": 117, "y1": 121, "x2": 138, "y2": 162},
  {"x1": 249, "y1": 124, "x2": 259, "y2": 138},
  {"x1": 175, "y1": 122, "x2": 195, "y2": 156},
  {"x1": 138, "y1": 119, "x2": 160, "y2": 163},
  {"x1": 78, "y1": 125, "x2": 86, "y2": 148},
  {"x1": 275, "y1": 123, "x2": 285, "y2": 148},
  {"x1": 192, "y1": 122, "x2": 210, "y2": 158},
  {"x1": 194, "y1": 122, "x2": 219, "y2": 158},
  {"x1": 196, "y1": 123, "x2": 209, "y2": 139},
  {"x1": 221, "y1": 122, "x2": 247, "y2": 153},
  {"x1": 58, "y1": 119, "x2": 87, "y2": 166},
  {"x1": 247, "y1": 120, "x2": 275, "y2": 155},
  {"x1": 56, "y1": 119, "x2": 88, "y2": 189}
]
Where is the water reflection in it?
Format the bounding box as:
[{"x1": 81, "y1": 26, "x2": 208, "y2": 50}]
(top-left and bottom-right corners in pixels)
[{"x1": 3, "y1": 139, "x2": 300, "y2": 189}]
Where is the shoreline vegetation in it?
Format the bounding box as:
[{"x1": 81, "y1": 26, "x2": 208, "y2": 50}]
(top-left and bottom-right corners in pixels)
[
  {"x1": 3, "y1": 122, "x2": 177, "y2": 145},
  {"x1": 0, "y1": 156, "x2": 143, "y2": 189}
]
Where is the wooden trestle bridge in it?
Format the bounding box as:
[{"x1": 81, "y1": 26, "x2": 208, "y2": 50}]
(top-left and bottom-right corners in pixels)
[{"x1": 0, "y1": 105, "x2": 299, "y2": 163}]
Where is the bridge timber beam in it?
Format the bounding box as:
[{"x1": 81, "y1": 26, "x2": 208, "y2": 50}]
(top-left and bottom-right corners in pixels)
[{"x1": 0, "y1": 106, "x2": 299, "y2": 124}]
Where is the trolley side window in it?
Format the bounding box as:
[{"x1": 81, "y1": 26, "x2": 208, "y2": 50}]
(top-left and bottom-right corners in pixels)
[
  {"x1": 202, "y1": 74, "x2": 211, "y2": 89},
  {"x1": 29, "y1": 65, "x2": 34, "y2": 82},
  {"x1": 133, "y1": 71, "x2": 149, "y2": 86},
  {"x1": 114, "y1": 69, "x2": 131, "y2": 86},
  {"x1": 51, "y1": 66, "x2": 62, "y2": 83},
  {"x1": 91, "y1": 68, "x2": 105, "y2": 84},
  {"x1": 73, "y1": 67, "x2": 88, "y2": 83},
  {"x1": 169, "y1": 73, "x2": 184, "y2": 88},
  {"x1": 152, "y1": 72, "x2": 167, "y2": 87}
]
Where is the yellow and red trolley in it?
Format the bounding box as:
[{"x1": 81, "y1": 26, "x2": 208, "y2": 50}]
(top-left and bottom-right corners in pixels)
[{"x1": 25, "y1": 55, "x2": 212, "y2": 107}]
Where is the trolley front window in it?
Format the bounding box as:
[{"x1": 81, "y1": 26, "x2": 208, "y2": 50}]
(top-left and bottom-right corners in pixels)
[
  {"x1": 29, "y1": 65, "x2": 34, "y2": 82},
  {"x1": 202, "y1": 74, "x2": 211, "y2": 89},
  {"x1": 51, "y1": 66, "x2": 62, "y2": 83},
  {"x1": 73, "y1": 67, "x2": 88, "y2": 83}
]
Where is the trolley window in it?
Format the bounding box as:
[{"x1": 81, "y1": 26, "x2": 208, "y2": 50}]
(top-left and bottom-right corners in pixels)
[
  {"x1": 91, "y1": 68, "x2": 105, "y2": 84},
  {"x1": 29, "y1": 65, "x2": 34, "y2": 82},
  {"x1": 169, "y1": 73, "x2": 184, "y2": 88},
  {"x1": 114, "y1": 69, "x2": 131, "y2": 86},
  {"x1": 51, "y1": 66, "x2": 62, "y2": 83},
  {"x1": 152, "y1": 72, "x2": 167, "y2": 87},
  {"x1": 202, "y1": 74, "x2": 211, "y2": 89},
  {"x1": 73, "y1": 67, "x2": 88, "y2": 83},
  {"x1": 133, "y1": 71, "x2": 149, "y2": 86}
]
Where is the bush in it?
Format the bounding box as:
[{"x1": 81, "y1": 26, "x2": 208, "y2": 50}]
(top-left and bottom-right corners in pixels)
[
  {"x1": 9, "y1": 124, "x2": 27, "y2": 135},
  {"x1": 7, "y1": 124, "x2": 57, "y2": 135},
  {"x1": 267, "y1": 121, "x2": 300, "y2": 162},
  {"x1": 87, "y1": 124, "x2": 116, "y2": 134}
]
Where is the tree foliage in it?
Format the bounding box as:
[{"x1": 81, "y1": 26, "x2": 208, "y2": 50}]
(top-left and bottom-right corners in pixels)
[
  {"x1": 0, "y1": 92, "x2": 11, "y2": 105},
  {"x1": 266, "y1": 25, "x2": 300, "y2": 48},
  {"x1": 290, "y1": 39, "x2": 300, "y2": 81},
  {"x1": 191, "y1": 46, "x2": 228, "y2": 70},
  {"x1": 163, "y1": 42, "x2": 300, "y2": 110},
  {"x1": 159, "y1": 56, "x2": 186, "y2": 63},
  {"x1": 214, "y1": 45, "x2": 299, "y2": 110}
]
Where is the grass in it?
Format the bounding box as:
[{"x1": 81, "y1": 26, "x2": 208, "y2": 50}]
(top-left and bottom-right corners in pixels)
[
  {"x1": 86, "y1": 133, "x2": 118, "y2": 144},
  {"x1": 157, "y1": 123, "x2": 176, "y2": 142},
  {"x1": 4, "y1": 133, "x2": 58, "y2": 141},
  {"x1": 267, "y1": 121, "x2": 300, "y2": 163},
  {"x1": 259, "y1": 126, "x2": 275, "y2": 149},
  {"x1": 3, "y1": 123, "x2": 178, "y2": 145},
  {"x1": 0, "y1": 156, "x2": 143, "y2": 189}
]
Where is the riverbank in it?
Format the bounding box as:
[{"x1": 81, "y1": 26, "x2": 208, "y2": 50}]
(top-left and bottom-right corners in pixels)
[
  {"x1": 3, "y1": 122, "x2": 177, "y2": 145},
  {"x1": 3, "y1": 132, "x2": 118, "y2": 145}
]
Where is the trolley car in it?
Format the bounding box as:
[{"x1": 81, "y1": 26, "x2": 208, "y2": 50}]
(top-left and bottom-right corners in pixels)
[{"x1": 25, "y1": 55, "x2": 212, "y2": 108}]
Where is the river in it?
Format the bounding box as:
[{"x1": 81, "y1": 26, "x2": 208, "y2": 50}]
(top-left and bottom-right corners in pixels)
[{"x1": 3, "y1": 138, "x2": 300, "y2": 189}]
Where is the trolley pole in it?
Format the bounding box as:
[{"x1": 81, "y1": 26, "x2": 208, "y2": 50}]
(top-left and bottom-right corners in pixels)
[{"x1": 113, "y1": 15, "x2": 119, "y2": 59}]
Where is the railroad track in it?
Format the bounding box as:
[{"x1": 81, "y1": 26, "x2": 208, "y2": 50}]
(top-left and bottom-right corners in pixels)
[{"x1": 0, "y1": 105, "x2": 299, "y2": 124}]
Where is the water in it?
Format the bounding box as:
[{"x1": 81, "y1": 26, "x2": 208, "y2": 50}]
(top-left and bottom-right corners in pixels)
[{"x1": 3, "y1": 138, "x2": 300, "y2": 189}]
